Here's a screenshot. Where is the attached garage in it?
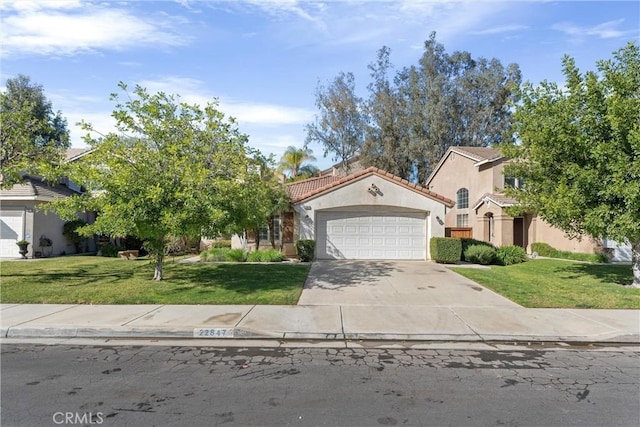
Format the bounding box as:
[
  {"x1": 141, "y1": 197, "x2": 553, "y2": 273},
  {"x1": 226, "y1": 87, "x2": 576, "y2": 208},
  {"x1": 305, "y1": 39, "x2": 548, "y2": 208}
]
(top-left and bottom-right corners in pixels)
[
  {"x1": 0, "y1": 212, "x2": 24, "y2": 258},
  {"x1": 289, "y1": 167, "x2": 454, "y2": 261},
  {"x1": 317, "y1": 210, "x2": 426, "y2": 260}
]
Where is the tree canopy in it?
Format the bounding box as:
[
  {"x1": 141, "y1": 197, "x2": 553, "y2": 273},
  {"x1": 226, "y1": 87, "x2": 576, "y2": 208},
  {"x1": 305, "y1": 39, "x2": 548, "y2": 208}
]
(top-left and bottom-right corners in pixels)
[
  {"x1": 503, "y1": 41, "x2": 640, "y2": 287},
  {"x1": 305, "y1": 33, "x2": 521, "y2": 182},
  {"x1": 0, "y1": 74, "x2": 70, "y2": 188},
  {"x1": 52, "y1": 82, "x2": 269, "y2": 280}
]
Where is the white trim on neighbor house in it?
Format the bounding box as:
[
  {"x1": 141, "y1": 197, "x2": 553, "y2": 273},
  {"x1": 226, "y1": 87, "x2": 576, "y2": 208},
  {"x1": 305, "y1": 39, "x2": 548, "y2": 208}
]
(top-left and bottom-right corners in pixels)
[{"x1": 471, "y1": 195, "x2": 516, "y2": 211}]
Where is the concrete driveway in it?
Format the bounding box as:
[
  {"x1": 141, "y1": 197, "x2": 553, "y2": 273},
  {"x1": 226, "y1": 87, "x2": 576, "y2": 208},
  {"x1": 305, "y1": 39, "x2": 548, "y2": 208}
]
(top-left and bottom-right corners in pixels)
[{"x1": 298, "y1": 260, "x2": 520, "y2": 308}]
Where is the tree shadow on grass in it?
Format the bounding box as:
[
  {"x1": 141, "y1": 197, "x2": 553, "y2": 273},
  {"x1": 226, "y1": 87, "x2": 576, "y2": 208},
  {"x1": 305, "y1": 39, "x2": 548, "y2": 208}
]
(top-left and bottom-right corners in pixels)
[
  {"x1": 166, "y1": 263, "x2": 310, "y2": 294},
  {"x1": 556, "y1": 263, "x2": 633, "y2": 286}
]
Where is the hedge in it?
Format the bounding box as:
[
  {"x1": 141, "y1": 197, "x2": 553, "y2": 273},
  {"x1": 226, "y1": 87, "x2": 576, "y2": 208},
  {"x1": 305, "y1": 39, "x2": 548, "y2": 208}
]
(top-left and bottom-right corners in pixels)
[
  {"x1": 464, "y1": 244, "x2": 496, "y2": 265},
  {"x1": 531, "y1": 242, "x2": 607, "y2": 263},
  {"x1": 296, "y1": 240, "x2": 316, "y2": 262},
  {"x1": 460, "y1": 238, "x2": 495, "y2": 261},
  {"x1": 430, "y1": 237, "x2": 462, "y2": 264}
]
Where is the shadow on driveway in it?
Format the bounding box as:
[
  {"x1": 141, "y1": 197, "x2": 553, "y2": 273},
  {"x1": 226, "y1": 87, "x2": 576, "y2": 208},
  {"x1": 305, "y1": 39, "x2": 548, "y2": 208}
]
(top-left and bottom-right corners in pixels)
[{"x1": 303, "y1": 260, "x2": 401, "y2": 290}]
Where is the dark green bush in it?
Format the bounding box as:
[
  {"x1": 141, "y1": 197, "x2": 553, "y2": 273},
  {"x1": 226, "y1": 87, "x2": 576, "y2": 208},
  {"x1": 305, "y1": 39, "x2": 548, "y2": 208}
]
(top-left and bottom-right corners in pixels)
[
  {"x1": 460, "y1": 238, "x2": 494, "y2": 261},
  {"x1": 464, "y1": 244, "x2": 496, "y2": 265},
  {"x1": 496, "y1": 245, "x2": 528, "y2": 265},
  {"x1": 246, "y1": 249, "x2": 285, "y2": 262},
  {"x1": 227, "y1": 249, "x2": 247, "y2": 262},
  {"x1": 99, "y1": 243, "x2": 121, "y2": 257},
  {"x1": 296, "y1": 240, "x2": 316, "y2": 262},
  {"x1": 430, "y1": 237, "x2": 462, "y2": 264},
  {"x1": 62, "y1": 219, "x2": 87, "y2": 252},
  {"x1": 531, "y1": 242, "x2": 555, "y2": 257}
]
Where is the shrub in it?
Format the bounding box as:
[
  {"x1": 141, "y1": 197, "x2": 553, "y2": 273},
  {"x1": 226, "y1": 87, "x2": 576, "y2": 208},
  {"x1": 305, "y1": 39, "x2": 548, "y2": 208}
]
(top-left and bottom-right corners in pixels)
[
  {"x1": 464, "y1": 244, "x2": 496, "y2": 265},
  {"x1": 460, "y1": 238, "x2": 494, "y2": 261},
  {"x1": 296, "y1": 240, "x2": 316, "y2": 262},
  {"x1": 531, "y1": 242, "x2": 607, "y2": 263},
  {"x1": 496, "y1": 245, "x2": 528, "y2": 266},
  {"x1": 226, "y1": 249, "x2": 248, "y2": 262},
  {"x1": 430, "y1": 237, "x2": 462, "y2": 264},
  {"x1": 213, "y1": 239, "x2": 232, "y2": 248},
  {"x1": 200, "y1": 248, "x2": 247, "y2": 262},
  {"x1": 246, "y1": 249, "x2": 285, "y2": 262},
  {"x1": 62, "y1": 219, "x2": 87, "y2": 252},
  {"x1": 531, "y1": 242, "x2": 555, "y2": 257},
  {"x1": 99, "y1": 243, "x2": 121, "y2": 257}
]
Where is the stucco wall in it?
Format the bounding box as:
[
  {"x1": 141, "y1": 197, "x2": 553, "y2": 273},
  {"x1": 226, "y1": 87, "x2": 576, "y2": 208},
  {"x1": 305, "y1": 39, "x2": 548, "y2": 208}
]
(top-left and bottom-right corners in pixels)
[
  {"x1": 531, "y1": 218, "x2": 599, "y2": 254},
  {"x1": 428, "y1": 152, "x2": 506, "y2": 229},
  {"x1": 293, "y1": 174, "x2": 448, "y2": 260}
]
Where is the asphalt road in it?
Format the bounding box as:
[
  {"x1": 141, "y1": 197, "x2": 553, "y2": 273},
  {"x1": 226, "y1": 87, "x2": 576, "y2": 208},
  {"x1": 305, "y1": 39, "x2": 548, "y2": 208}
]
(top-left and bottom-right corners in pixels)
[{"x1": 1, "y1": 343, "x2": 638, "y2": 426}]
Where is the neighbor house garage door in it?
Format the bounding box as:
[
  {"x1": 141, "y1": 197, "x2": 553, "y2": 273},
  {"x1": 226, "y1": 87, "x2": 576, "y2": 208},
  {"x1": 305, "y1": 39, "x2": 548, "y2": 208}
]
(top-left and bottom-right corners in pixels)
[
  {"x1": 317, "y1": 211, "x2": 426, "y2": 260},
  {"x1": 0, "y1": 212, "x2": 24, "y2": 258}
]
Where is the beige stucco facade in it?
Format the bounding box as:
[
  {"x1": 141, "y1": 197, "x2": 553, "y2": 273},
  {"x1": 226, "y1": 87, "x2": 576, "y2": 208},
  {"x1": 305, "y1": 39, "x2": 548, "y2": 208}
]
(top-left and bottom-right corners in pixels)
[
  {"x1": 0, "y1": 201, "x2": 96, "y2": 258},
  {"x1": 426, "y1": 147, "x2": 601, "y2": 254},
  {"x1": 292, "y1": 173, "x2": 449, "y2": 260}
]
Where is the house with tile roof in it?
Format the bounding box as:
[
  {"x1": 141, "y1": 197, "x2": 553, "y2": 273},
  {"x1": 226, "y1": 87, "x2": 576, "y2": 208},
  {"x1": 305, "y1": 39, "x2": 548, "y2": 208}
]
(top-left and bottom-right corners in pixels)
[
  {"x1": 0, "y1": 148, "x2": 96, "y2": 258},
  {"x1": 235, "y1": 166, "x2": 454, "y2": 260},
  {"x1": 424, "y1": 145, "x2": 625, "y2": 258}
]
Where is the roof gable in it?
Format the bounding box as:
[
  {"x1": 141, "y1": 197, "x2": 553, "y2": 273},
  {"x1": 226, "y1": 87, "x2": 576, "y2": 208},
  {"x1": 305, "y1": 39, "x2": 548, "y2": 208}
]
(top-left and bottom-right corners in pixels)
[
  {"x1": 425, "y1": 146, "x2": 504, "y2": 186},
  {"x1": 290, "y1": 166, "x2": 454, "y2": 207},
  {"x1": 0, "y1": 175, "x2": 79, "y2": 201}
]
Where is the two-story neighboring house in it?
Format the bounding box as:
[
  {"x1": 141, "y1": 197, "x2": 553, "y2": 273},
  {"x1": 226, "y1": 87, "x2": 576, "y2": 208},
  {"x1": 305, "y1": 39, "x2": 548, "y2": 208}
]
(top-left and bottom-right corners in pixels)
[{"x1": 425, "y1": 146, "x2": 601, "y2": 254}]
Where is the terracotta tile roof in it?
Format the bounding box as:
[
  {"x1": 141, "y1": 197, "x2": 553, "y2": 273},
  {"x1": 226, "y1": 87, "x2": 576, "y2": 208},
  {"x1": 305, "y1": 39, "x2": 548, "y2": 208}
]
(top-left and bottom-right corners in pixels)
[
  {"x1": 0, "y1": 176, "x2": 78, "y2": 199},
  {"x1": 289, "y1": 166, "x2": 454, "y2": 207},
  {"x1": 452, "y1": 146, "x2": 503, "y2": 162},
  {"x1": 472, "y1": 192, "x2": 518, "y2": 210},
  {"x1": 287, "y1": 175, "x2": 343, "y2": 201}
]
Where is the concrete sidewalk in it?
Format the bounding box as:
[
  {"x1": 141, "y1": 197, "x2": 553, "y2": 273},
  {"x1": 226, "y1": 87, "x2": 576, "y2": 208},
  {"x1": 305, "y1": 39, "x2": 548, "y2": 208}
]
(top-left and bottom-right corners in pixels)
[{"x1": 1, "y1": 303, "x2": 638, "y2": 344}]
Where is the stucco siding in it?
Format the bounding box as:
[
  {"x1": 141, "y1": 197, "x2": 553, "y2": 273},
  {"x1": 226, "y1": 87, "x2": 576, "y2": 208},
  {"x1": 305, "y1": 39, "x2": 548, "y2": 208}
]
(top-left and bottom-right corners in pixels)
[{"x1": 294, "y1": 174, "x2": 447, "y2": 260}]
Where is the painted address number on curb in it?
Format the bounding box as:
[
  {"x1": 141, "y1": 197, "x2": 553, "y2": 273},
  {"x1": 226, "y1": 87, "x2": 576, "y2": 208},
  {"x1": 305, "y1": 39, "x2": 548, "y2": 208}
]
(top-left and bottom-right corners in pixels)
[{"x1": 193, "y1": 328, "x2": 234, "y2": 338}]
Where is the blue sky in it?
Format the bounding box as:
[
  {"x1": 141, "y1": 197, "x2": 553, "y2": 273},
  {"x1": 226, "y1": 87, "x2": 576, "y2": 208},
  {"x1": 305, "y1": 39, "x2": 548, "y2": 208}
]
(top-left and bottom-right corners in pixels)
[{"x1": 2, "y1": 0, "x2": 638, "y2": 170}]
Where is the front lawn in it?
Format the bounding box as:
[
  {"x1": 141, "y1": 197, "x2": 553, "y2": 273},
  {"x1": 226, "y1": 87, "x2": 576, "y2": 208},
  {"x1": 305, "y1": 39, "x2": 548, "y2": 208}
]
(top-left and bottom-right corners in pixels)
[
  {"x1": 449, "y1": 259, "x2": 640, "y2": 309},
  {"x1": 0, "y1": 256, "x2": 310, "y2": 305}
]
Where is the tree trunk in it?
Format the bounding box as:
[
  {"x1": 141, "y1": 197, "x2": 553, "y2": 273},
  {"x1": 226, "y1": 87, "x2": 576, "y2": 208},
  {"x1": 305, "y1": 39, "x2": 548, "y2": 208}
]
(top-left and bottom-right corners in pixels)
[
  {"x1": 632, "y1": 240, "x2": 640, "y2": 288},
  {"x1": 153, "y1": 252, "x2": 164, "y2": 281}
]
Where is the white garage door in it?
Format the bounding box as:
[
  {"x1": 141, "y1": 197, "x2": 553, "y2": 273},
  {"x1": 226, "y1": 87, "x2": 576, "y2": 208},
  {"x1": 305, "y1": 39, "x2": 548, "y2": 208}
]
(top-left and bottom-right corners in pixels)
[
  {"x1": 317, "y1": 211, "x2": 426, "y2": 260},
  {"x1": 0, "y1": 213, "x2": 24, "y2": 258}
]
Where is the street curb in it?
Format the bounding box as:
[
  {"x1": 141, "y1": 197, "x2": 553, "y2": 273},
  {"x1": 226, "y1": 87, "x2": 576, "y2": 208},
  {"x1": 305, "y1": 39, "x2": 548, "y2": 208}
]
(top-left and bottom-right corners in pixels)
[{"x1": 4, "y1": 326, "x2": 639, "y2": 344}]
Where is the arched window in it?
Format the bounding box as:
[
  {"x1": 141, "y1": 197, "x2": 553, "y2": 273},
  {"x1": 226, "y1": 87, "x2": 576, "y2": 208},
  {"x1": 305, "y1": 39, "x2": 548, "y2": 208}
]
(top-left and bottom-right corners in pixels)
[{"x1": 456, "y1": 188, "x2": 469, "y2": 209}]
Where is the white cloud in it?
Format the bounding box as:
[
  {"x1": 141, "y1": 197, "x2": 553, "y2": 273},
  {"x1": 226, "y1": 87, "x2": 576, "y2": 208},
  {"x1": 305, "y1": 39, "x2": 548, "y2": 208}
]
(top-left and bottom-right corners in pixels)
[
  {"x1": 0, "y1": 2, "x2": 192, "y2": 57},
  {"x1": 552, "y1": 19, "x2": 634, "y2": 39},
  {"x1": 137, "y1": 76, "x2": 314, "y2": 126},
  {"x1": 471, "y1": 25, "x2": 528, "y2": 35}
]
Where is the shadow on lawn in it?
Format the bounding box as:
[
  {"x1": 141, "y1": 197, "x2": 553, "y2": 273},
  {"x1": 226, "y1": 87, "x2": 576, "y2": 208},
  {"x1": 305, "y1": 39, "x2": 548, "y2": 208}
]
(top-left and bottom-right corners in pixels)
[
  {"x1": 557, "y1": 263, "x2": 633, "y2": 286},
  {"x1": 166, "y1": 263, "x2": 309, "y2": 294}
]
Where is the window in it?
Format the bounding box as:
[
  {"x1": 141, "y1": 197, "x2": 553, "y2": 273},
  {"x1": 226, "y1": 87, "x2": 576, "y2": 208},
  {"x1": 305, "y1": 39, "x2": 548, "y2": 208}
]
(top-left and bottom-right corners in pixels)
[
  {"x1": 505, "y1": 176, "x2": 524, "y2": 189},
  {"x1": 258, "y1": 215, "x2": 281, "y2": 242},
  {"x1": 456, "y1": 214, "x2": 469, "y2": 227},
  {"x1": 456, "y1": 188, "x2": 469, "y2": 209}
]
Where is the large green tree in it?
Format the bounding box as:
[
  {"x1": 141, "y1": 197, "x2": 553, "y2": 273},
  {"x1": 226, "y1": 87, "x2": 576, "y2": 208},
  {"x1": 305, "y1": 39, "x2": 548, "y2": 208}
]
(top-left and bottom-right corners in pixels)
[
  {"x1": 0, "y1": 74, "x2": 70, "y2": 188},
  {"x1": 305, "y1": 72, "x2": 365, "y2": 173},
  {"x1": 52, "y1": 83, "x2": 253, "y2": 280},
  {"x1": 307, "y1": 33, "x2": 520, "y2": 182},
  {"x1": 503, "y1": 42, "x2": 640, "y2": 287}
]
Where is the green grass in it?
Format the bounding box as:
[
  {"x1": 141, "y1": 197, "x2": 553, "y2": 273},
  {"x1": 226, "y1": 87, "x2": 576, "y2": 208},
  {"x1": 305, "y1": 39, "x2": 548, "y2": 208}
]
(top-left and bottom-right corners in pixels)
[
  {"x1": 0, "y1": 256, "x2": 310, "y2": 305},
  {"x1": 450, "y1": 259, "x2": 640, "y2": 309}
]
